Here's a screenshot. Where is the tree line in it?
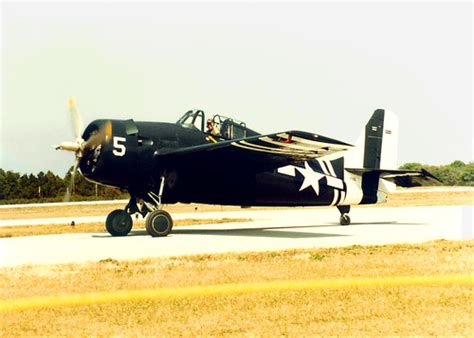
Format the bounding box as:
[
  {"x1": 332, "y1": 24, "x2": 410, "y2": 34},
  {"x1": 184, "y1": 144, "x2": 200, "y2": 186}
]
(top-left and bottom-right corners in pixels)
[
  {"x1": 0, "y1": 161, "x2": 472, "y2": 204},
  {"x1": 0, "y1": 167, "x2": 125, "y2": 204},
  {"x1": 400, "y1": 160, "x2": 473, "y2": 186}
]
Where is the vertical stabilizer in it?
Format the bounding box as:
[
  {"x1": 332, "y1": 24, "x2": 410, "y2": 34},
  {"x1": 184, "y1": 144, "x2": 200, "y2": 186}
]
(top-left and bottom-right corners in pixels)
[{"x1": 345, "y1": 109, "x2": 399, "y2": 169}]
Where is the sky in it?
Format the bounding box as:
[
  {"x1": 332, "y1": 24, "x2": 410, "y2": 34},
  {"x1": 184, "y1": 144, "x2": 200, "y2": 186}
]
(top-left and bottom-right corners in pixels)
[{"x1": 1, "y1": 1, "x2": 472, "y2": 176}]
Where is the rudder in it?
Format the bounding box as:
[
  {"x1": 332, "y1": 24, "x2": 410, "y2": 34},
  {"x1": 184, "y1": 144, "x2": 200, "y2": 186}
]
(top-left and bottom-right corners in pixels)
[{"x1": 345, "y1": 109, "x2": 399, "y2": 170}]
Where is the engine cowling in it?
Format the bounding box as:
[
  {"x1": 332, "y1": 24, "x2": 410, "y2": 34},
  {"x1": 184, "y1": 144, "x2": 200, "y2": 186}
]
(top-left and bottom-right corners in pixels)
[{"x1": 79, "y1": 119, "x2": 140, "y2": 189}]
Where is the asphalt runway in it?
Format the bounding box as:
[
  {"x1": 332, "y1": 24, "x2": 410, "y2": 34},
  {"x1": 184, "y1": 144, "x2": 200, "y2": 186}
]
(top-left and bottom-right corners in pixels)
[{"x1": 0, "y1": 205, "x2": 472, "y2": 267}]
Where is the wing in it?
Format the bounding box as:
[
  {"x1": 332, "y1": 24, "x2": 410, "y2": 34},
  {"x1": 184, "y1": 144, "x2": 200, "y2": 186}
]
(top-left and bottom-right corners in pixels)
[
  {"x1": 157, "y1": 130, "x2": 353, "y2": 173},
  {"x1": 346, "y1": 168, "x2": 441, "y2": 187}
]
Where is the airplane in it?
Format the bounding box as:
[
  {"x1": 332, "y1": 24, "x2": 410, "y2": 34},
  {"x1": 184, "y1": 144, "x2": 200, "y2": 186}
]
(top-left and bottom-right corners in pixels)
[{"x1": 56, "y1": 98, "x2": 439, "y2": 237}]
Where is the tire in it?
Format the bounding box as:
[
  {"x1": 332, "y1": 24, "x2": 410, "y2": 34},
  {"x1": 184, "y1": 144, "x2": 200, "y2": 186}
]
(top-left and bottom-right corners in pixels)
[
  {"x1": 145, "y1": 210, "x2": 173, "y2": 237},
  {"x1": 340, "y1": 214, "x2": 351, "y2": 226},
  {"x1": 106, "y1": 209, "x2": 133, "y2": 236}
]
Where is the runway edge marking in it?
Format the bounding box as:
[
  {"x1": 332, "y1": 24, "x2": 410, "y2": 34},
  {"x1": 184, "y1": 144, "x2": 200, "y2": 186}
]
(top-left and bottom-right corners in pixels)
[{"x1": 1, "y1": 274, "x2": 472, "y2": 313}]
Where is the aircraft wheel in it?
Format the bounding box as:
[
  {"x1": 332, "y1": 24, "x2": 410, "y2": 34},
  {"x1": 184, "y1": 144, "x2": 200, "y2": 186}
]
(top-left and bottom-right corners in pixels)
[
  {"x1": 106, "y1": 209, "x2": 133, "y2": 236},
  {"x1": 145, "y1": 210, "x2": 173, "y2": 237},
  {"x1": 340, "y1": 214, "x2": 351, "y2": 226}
]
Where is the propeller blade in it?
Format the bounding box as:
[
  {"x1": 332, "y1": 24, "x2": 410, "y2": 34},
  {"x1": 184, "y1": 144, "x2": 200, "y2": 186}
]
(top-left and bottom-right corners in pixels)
[
  {"x1": 68, "y1": 97, "x2": 84, "y2": 140},
  {"x1": 55, "y1": 141, "x2": 81, "y2": 152},
  {"x1": 63, "y1": 159, "x2": 79, "y2": 202},
  {"x1": 104, "y1": 120, "x2": 112, "y2": 143},
  {"x1": 83, "y1": 130, "x2": 104, "y2": 149},
  {"x1": 63, "y1": 187, "x2": 71, "y2": 203},
  {"x1": 82, "y1": 120, "x2": 112, "y2": 150}
]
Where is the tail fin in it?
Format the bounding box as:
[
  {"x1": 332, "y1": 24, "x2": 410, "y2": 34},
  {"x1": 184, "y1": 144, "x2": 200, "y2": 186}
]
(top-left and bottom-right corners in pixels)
[{"x1": 345, "y1": 109, "x2": 399, "y2": 169}]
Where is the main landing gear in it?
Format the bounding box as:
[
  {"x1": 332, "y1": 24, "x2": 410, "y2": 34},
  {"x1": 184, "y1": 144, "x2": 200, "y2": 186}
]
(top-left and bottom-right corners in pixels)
[
  {"x1": 105, "y1": 175, "x2": 173, "y2": 237},
  {"x1": 337, "y1": 205, "x2": 351, "y2": 226},
  {"x1": 105, "y1": 209, "x2": 133, "y2": 236},
  {"x1": 145, "y1": 209, "x2": 173, "y2": 237}
]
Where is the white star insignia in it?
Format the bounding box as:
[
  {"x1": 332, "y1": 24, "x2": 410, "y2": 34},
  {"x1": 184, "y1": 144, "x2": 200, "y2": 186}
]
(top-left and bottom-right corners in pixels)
[{"x1": 295, "y1": 162, "x2": 325, "y2": 196}]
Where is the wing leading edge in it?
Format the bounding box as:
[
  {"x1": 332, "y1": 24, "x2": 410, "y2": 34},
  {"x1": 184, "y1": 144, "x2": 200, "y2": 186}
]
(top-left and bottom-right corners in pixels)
[{"x1": 157, "y1": 130, "x2": 353, "y2": 173}]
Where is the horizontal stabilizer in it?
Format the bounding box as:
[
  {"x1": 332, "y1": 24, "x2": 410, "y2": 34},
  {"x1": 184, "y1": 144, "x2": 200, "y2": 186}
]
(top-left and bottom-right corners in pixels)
[{"x1": 346, "y1": 168, "x2": 441, "y2": 187}]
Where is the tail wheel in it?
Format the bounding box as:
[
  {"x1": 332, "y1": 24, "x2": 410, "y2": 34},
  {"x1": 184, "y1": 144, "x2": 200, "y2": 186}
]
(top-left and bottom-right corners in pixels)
[
  {"x1": 340, "y1": 214, "x2": 351, "y2": 226},
  {"x1": 106, "y1": 209, "x2": 133, "y2": 236},
  {"x1": 145, "y1": 210, "x2": 173, "y2": 237}
]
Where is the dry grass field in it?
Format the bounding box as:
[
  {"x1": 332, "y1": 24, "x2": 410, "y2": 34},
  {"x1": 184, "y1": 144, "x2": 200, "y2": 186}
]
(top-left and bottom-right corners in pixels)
[
  {"x1": 1, "y1": 240, "x2": 472, "y2": 336},
  {"x1": 1, "y1": 188, "x2": 472, "y2": 220},
  {"x1": 384, "y1": 188, "x2": 473, "y2": 207},
  {"x1": 0, "y1": 202, "x2": 242, "y2": 220},
  {"x1": 0, "y1": 218, "x2": 252, "y2": 238}
]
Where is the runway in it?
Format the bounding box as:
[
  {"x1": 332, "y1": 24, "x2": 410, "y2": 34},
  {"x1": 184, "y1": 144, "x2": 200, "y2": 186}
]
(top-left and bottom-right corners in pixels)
[{"x1": 0, "y1": 205, "x2": 472, "y2": 267}]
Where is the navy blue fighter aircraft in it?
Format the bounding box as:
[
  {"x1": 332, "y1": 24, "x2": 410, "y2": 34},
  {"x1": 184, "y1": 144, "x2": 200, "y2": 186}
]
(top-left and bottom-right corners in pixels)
[{"x1": 56, "y1": 98, "x2": 438, "y2": 237}]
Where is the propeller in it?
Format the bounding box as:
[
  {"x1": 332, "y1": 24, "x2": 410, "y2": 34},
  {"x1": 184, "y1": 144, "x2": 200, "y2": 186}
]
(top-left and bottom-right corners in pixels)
[
  {"x1": 55, "y1": 98, "x2": 85, "y2": 152},
  {"x1": 68, "y1": 97, "x2": 83, "y2": 139},
  {"x1": 54, "y1": 97, "x2": 84, "y2": 202},
  {"x1": 63, "y1": 160, "x2": 78, "y2": 202},
  {"x1": 56, "y1": 98, "x2": 110, "y2": 202}
]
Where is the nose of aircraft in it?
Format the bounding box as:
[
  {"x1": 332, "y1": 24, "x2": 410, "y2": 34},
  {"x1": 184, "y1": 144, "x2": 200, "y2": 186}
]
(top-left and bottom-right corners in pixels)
[
  {"x1": 54, "y1": 98, "x2": 113, "y2": 200},
  {"x1": 78, "y1": 120, "x2": 113, "y2": 176}
]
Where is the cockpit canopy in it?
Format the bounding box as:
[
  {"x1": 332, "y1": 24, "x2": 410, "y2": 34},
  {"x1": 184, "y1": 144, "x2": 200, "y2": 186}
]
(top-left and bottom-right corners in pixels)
[{"x1": 177, "y1": 110, "x2": 259, "y2": 140}]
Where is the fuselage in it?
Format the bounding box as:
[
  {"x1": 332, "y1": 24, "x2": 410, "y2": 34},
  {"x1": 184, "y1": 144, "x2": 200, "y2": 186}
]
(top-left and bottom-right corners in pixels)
[{"x1": 78, "y1": 118, "x2": 385, "y2": 208}]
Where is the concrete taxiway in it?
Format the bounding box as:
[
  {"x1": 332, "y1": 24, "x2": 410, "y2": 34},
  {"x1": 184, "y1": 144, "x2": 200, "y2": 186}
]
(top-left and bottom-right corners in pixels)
[{"x1": 0, "y1": 205, "x2": 472, "y2": 267}]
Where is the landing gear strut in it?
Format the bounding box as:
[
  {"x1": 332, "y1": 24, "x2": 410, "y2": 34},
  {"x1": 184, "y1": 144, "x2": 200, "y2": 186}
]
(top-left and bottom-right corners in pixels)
[
  {"x1": 144, "y1": 175, "x2": 173, "y2": 237},
  {"x1": 337, "y1": 205, "x2": 351, "y2": 226}
]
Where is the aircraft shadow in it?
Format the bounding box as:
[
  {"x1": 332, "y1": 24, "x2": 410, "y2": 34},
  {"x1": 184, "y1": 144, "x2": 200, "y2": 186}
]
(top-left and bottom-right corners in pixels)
[
  {"x1": 167, "y1": 221, "x2": 428, "y2": 238},
  {"x1": 92, "y1": 224, "x2": 348, "y2": 239},
  {"x1": 91, "y1": 221, "x2": 428, "y2": 239},
  {"x1": 133, "y1": 224, "x2": 348, "y2": 239}
]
